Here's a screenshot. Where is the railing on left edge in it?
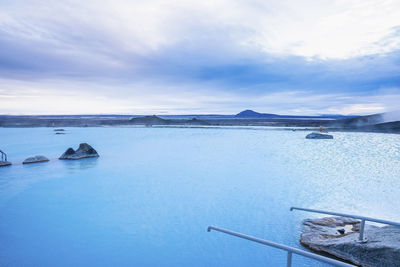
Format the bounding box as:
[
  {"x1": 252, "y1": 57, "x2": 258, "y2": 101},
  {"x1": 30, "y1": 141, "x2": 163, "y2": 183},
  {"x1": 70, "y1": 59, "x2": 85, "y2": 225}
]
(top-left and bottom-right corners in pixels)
[{"x1": 207, "y1": 225, "x2": 355, "y2": 267}]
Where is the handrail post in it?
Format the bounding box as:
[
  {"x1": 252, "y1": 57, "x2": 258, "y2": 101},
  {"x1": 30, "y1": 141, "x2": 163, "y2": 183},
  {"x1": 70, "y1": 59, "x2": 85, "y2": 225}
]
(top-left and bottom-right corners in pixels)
[
  {"x1": 359, "y1": 219, "x2": 365, "y2": 241},
  {"x1": 290, "y1": 206, "x2": 400, "y2": 243},
  {"x1": 0, "y1": 150, "x2": 6, "y2": 162},
  {"x1": 286, "y1": 251, "x2": 292, "y2": 267}
]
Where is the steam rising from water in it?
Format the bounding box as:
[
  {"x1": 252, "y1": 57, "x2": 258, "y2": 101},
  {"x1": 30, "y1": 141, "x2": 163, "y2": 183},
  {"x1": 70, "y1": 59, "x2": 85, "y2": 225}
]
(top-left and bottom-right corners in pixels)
[{"x1": 382, "y1": 110, "x2": 400, "y2": 123}]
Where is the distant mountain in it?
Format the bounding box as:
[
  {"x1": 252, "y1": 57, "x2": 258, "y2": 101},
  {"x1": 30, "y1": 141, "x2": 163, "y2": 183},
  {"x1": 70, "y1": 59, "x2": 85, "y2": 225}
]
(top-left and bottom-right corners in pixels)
[
  {"x1": 235, "y1": 110, "x2": 353, "y2": 119},
  {"x1": 129, "y1": 115, "x2": 210, "y2": 126},
  {"x1": 235, "y1": 110, "x2": 278, "y2": 118},
  {"x1": 129, "y1": 115, "x2": 170, "y2": 125}
]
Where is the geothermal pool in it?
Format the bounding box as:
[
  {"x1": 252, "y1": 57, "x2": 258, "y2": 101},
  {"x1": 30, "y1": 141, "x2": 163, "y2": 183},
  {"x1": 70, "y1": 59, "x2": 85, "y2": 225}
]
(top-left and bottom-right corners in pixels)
[{"x1": 0, "y1": 127, "x2": 399, "y2": 266}]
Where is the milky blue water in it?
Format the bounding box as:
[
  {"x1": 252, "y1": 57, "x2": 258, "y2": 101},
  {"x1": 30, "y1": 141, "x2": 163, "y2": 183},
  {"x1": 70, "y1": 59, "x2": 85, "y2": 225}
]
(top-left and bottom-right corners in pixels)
[{"x1": 0, "y1": 127, "x2": 399, "y2": 266}]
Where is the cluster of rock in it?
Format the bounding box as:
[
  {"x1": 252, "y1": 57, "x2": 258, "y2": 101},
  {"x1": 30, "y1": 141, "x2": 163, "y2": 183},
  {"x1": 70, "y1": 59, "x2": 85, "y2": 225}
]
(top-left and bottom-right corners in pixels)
[
  {"x1": 306, "y1": 132, "x2": 334, "y2": 139},
  {"x1": 300, "y1": 216, "x2": 400, "y2": 266},
  {"x1": 59, "y1": 143, "x2": 99, "y2": 160},
  {"x1": 0, "y1": 143, "x2": 99, "y2": 167}
]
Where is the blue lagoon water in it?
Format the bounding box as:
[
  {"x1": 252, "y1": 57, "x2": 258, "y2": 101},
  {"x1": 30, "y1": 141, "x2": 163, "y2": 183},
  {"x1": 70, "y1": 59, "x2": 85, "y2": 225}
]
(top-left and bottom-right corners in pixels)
[{"x1": 0, "y1": 127, "x2": 399, "y2": 266}]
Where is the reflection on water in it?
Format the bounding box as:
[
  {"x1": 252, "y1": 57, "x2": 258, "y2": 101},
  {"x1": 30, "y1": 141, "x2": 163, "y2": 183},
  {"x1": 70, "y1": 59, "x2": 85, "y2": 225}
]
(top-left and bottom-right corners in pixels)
[
  {"x1": 60, "y1": 157, "x2": 99, "y2": 172},
  {"x1": 0, "y1": 158, "x2": 99, "y2": 205}
]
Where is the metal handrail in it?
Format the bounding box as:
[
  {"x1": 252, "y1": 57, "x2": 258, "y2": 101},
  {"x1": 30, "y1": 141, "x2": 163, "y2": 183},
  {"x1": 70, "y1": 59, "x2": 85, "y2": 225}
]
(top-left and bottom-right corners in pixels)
[
  {"x1": 207, "y1": 225, "x2": 355, "y2": 267},
  {"x1": 0, "y1": 149, "x2": 6, "y2": 162},
  {"x1": 290, "y1": 206, "x2": 400, "y2": 241}
]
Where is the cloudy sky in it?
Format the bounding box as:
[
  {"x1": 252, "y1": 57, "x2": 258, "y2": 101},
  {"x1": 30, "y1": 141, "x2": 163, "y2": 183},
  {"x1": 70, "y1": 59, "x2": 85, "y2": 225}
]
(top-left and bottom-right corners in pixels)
[{"x1": 1, "y1": 0, "x2": 400, "y2": 115}]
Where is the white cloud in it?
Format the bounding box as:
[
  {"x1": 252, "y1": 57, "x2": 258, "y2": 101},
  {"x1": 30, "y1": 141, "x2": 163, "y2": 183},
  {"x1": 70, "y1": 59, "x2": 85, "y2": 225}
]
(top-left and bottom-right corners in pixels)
[
  {"x1": 246, "y1": 0, "x2": 400, "y2": 59},
  {"x1": 1, "y1": 0, "x2": 400, "y2": 60},
  {"x1": 1, "y1": 0, "x2": 400, "y2": 115}
]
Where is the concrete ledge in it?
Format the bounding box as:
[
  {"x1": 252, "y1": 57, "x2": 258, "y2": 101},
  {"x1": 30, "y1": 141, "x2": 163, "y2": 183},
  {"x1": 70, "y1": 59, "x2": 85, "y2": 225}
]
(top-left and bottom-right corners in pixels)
[
  {"x1": 300, "y1": 216, "x2": 400, "y2": 266},
  {"x1": 0, "y1": 161, "x2": 12, "y2": 167}
]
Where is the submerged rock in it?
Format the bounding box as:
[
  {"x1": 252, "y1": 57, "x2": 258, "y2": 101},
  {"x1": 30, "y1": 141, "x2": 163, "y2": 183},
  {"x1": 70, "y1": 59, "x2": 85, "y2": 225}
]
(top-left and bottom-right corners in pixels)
[
  {"x1": 306, "y1": 132, "x2": 334, "y2": 139},
  {"x1": 59, "y1": 143, "x2": 99, "y2": 160},
  {"x1": 300, "y1": 216, "x2": 400, "y2": 266},
  {"x1": 23, "y1": 155, "x2": 49, "y2": 164},
  {"x1": 0, "y1": 161, "x2": 12, "y2": 167},
  {"x1": 54, "y1": 129, "x2": 65, "y2": 132}
]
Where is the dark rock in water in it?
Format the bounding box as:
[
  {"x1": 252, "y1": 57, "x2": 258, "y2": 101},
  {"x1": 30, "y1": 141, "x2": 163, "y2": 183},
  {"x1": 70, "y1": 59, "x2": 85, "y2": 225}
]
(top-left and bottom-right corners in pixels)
[
  {"x1": 55, "y1": 132, "x2": 66, "y2": 135},
  {"x1": 300, "y1": 216, "x2": 400, "y2": 266},
  {"x1": 23, "y1": 155, "x2": 49, "y2": 164},
  {"x1": 54, "y1": 129, "x2": 65, "y2": 132},
  {"x1": 64, "y1": 148, "x2": 75, "y2": 156},
  {"x1": 59, "y1": 143, "x2": 99, "y2": 160},
  {"x1": 306, "y1": 132, "x2": 334, "y2": 139},
  {"x1": 0, "y1": 161, "x2": 12, "y2": 167}
]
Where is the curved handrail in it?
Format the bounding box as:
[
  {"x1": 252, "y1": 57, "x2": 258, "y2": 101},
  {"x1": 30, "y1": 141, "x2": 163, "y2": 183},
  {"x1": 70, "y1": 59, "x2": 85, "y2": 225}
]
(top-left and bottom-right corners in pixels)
[{"x1": 208, "y1": 225, "x2": 355, "y2": 267}]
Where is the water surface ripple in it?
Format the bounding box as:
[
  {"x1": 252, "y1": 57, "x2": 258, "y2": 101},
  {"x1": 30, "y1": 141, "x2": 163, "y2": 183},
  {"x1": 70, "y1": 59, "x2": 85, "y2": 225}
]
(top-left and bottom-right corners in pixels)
[{"x1": 0, "y1": 127, "x2": 399, "y2": 266}]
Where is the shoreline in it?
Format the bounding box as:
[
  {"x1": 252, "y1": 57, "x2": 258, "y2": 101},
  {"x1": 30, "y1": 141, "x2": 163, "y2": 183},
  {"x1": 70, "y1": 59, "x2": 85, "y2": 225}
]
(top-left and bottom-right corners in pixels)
[
  {"x1": 1, "y1": 114, "x2": 399, "y2": 134},
  {"x1": 0, "y1": 124, "x2": 399, "y2": 134}
]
